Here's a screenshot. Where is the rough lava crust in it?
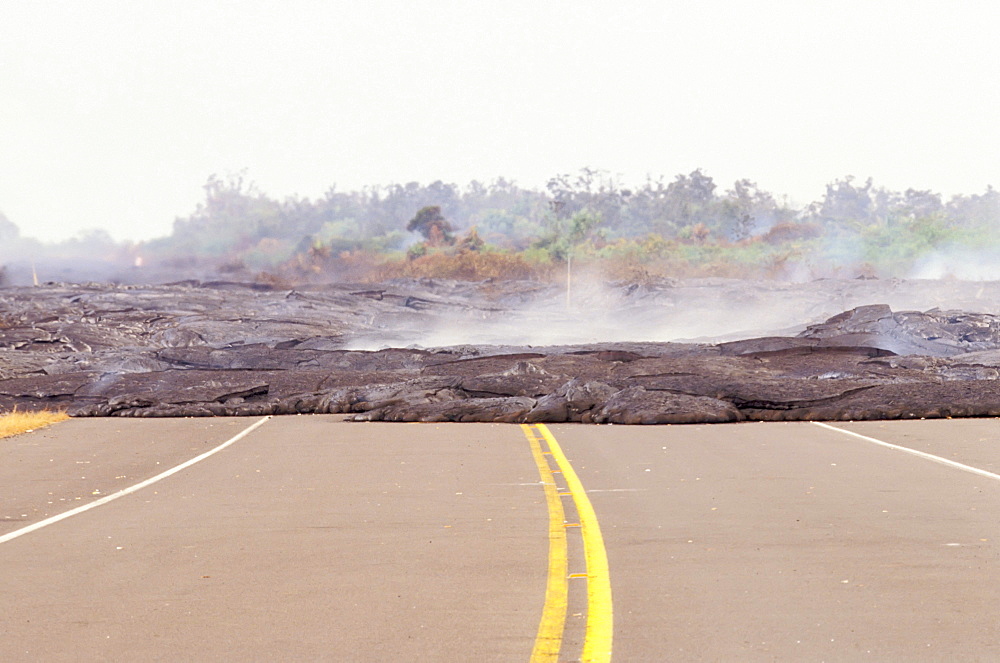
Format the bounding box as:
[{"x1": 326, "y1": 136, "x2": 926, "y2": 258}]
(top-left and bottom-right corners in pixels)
[{"x1": 4, "y1": 277, "x2": 1000, "y2": 423}]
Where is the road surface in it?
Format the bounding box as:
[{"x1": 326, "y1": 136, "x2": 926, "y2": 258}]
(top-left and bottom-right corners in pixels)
[{"x1": 1, "y1": 416, "x2": 998, "y2": 661}]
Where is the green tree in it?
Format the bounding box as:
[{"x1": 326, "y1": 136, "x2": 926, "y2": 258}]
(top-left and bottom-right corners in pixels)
[
  {"x1": 535, "y1": 207, "x2": 605, "y2": 306},
  {"x1": 161, "y1": 171, "x2": 283, "y2": 258},
  {"x1": 406, "y1": 205, "x2": 454, "y2": 246}
]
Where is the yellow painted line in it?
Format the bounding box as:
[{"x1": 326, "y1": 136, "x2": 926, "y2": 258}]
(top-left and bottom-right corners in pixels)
[
  {"x1": 521, "y1": 425, "x2": 568, "y2": 663},
  {"x1": 536, "y1": 424, "x2": 614, "y2": 663}
]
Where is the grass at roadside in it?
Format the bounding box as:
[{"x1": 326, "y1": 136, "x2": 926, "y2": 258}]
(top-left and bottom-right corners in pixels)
[{"x1": 0, "y1": 409, "x2": 70, "y2": 439}]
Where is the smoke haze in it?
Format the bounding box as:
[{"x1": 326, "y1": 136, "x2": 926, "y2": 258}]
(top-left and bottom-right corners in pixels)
[
  {"x1": 4, "y1": 3, "x2": 1000, "y2": 245},
  {"x1": 334, "y1": 275, "x2": 1000, "y2": 351}
]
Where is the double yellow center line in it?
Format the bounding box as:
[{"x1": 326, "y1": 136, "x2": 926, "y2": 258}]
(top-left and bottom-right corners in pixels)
[{"x1": 522, "y1": 424, "x2": 613, "y2": 663}]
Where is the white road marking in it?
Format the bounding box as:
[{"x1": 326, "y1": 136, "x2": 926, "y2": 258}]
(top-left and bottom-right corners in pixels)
[
  {"x1": 0, "y1": 416, "x2": 271, "y2": 545},
  {"x1": 812, "y1": 421, "x2": 1000, "y2": 482}
]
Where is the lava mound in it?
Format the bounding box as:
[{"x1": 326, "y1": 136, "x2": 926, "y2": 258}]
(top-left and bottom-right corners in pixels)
[{"x1": 3, "y1": 279, "x2": 1000, "y2": 423}]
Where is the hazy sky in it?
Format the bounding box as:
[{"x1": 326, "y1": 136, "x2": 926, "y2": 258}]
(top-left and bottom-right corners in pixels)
[{"x1": 3, "y1": 1, "x2": 1000, "y2": 242}]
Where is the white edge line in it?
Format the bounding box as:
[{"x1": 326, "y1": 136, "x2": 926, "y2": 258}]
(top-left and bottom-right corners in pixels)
[
  {"x1": 0, "y1": 415, "x2": 271, "y2": 545},
  {"x1": 811, "y1": 421, "x2": 1000, "y2": 482}
]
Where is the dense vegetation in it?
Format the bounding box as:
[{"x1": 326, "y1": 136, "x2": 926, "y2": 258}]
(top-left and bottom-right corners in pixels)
[{"x1": 4, "y1": 169, "x2": 1000, "y2": 284}]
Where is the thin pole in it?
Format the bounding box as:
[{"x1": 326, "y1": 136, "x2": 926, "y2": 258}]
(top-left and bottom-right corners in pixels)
[{"x1": 565, "y1": 252, "x2": 572, "y2": 309}]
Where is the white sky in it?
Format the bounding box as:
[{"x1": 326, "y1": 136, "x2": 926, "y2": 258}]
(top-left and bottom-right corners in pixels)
[{"x1": 2, "y1": 0, "x2": 999, "y2": 242}]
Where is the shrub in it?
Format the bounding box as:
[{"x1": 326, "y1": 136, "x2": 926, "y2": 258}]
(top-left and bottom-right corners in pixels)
[
  {"x1": 379, "y1": 250, "x2": 543, "y2": 280},
  {"x1": 762, "y1": 222, "x2": 823, "y2": 244}
]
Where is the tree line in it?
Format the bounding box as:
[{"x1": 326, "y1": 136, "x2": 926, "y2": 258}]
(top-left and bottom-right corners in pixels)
[{"x1": 3, "y1": 168, "x2": 1000, "y2": 283}]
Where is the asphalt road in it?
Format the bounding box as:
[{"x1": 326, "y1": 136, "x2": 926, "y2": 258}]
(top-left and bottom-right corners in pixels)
[{"x1": 1, "y1": 416, "x2": 999, "y2": 661}]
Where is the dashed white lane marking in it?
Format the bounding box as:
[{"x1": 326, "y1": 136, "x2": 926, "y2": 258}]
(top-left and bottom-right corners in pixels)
[
  {"x1": 0, "y1": 416, "x2": 271, "y2": 545},
  {"x1": 812, "y1": 421, "x2": 1000, "y2": 482}
]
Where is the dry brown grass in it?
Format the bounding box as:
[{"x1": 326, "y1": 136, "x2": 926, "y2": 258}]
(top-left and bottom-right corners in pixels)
[
  {"x1": 378, "y1": 251, "x2": 545, "y2": 281},
  {"x1": 0, "y1": 409, "x2": 70, "y2": 439}
]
